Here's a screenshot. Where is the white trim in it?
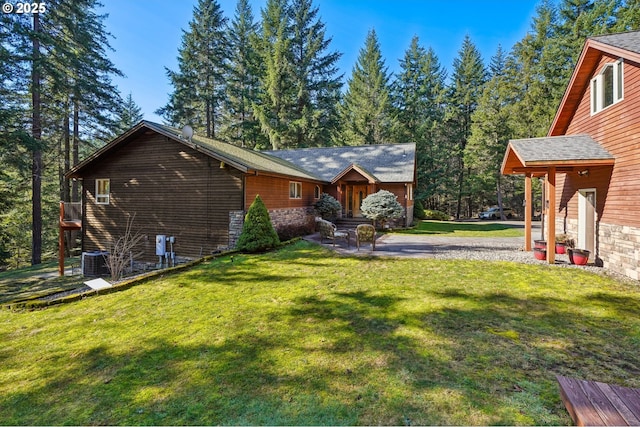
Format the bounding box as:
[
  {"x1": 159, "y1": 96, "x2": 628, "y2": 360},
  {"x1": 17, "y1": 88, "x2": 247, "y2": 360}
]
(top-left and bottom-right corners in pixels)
[
  {"x1": 289, "y1": 181, "x2": 302, "y2": 199},
  {"x1": 578, "y1": 188, "x2": 596, "y2": 256},
  {"x1": 590, "y1": 58, "x2": 624, "y2": 115},
  {"x1": 96, "y1": 178, "x2": 110, "y2": 205}
]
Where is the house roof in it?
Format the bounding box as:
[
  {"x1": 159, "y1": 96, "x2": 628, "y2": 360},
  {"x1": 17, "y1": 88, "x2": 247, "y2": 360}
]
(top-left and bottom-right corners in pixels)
[
  {"x1": 549, "y1": 30, "x2": 640, "y2": 136},
  {"x1": 67, "y1": 121, "x2": 322, "y2": 182},
  {"x1": 264, "y1": 143, "x2": 416, "y2": 183},
  {"x1": 501, "y1": 134, "x2": 615, "y2": 175}
]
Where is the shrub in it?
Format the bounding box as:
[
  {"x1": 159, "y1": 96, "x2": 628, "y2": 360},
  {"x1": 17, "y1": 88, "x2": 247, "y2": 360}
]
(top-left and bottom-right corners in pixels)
[
  {"x1": 361, "y1": 190, "x2": 403, "y2": 228},
  {"x1": 414, "y1": 200, "x2": 426, "y2": 220},
  {"x1": 236, "y1": 195, "x2": 280, "y2": 253},
  {"x1": 424, "y1": 209, "x2": 450, "y2": 221},
  {"x1": 276, "y1": 217, "x2": 316, "y2": 241},
  {"x1": 314, "y1": 193, "x2": 342, "y2": 220}
]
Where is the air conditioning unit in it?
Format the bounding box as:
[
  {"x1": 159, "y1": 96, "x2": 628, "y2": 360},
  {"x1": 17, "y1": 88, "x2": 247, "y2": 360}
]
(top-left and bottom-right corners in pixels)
[{"x1": 82, "y1": 251, "x2": 109, "y2": 277}]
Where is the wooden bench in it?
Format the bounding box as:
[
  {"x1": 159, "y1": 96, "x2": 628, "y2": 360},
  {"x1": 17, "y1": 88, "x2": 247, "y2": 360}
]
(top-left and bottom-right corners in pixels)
[{"x1": 557, "y1": 375, "x2": 640, "y2": 426}]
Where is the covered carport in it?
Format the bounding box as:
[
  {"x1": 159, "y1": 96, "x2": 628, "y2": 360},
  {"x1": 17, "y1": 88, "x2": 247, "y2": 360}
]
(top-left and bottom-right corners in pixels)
[{"x1": 501, "y1": 134, "x2": 614, "y2": 263}]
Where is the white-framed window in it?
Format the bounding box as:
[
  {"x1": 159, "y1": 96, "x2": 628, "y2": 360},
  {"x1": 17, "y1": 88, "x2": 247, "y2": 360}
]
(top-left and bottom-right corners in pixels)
[
  {"x1": 591, "y1": 59, "x2": 623, "y2": 115},
  {"x1": 96, "y1": 179, "x2": 110, "y2": 205},
  {"x1": 289, "y1": 181, "x2": 302, "y2": 199},
  {"x1": 407, "y1": 183, "x2": 413, "y2": 201},
  {"x1": 314, "y1": 185, "x2": 321, "y2": 199}
]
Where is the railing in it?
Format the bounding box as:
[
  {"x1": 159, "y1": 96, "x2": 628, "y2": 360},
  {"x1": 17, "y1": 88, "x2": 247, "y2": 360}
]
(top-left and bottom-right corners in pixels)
[{"x1": 61, "y1": 201, "x2": 82, "y2": 221}]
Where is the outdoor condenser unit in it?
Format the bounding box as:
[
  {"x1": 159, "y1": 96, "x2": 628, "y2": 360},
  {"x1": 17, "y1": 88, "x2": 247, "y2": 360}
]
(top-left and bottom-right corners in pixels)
[{"x1": 82, "y1": 251, "x2": 109, "y2": 277}]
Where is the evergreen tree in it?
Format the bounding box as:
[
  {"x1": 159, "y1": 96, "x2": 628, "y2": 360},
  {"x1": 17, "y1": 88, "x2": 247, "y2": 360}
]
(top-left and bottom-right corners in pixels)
[
  {"x1": 390, "y1": 37, "x2": 448, "y2": 208},
  {"x1": 288, "y1": 0, "x2": 342, "y2": 147},
  {"x1": 112, "y1": 92, "x2": 144, "y2": 136},
  {"x1": 158, "y1": 0, "x2": 228, "y2": 138},
  {"x1": 253, "y1": 0, "x2": 295, "y2": 150},
  {"x1": 221, "y1": 0, "x2": 264, "y2": 148},
  {"x1": 236, "y1": 195, "x2": 280, "y2": 252},
  {"x1": 445, "y1": 35, "x2": 486, "y2": 219},
  {"x1": 339, "y1": 29, "x2": 394, "y2": 145}
]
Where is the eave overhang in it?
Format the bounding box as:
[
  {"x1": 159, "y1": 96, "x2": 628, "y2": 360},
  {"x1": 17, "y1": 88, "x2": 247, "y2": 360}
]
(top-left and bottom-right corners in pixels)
[{"x1": 330, "y1": 163, "x2": 379, "y2": 185}]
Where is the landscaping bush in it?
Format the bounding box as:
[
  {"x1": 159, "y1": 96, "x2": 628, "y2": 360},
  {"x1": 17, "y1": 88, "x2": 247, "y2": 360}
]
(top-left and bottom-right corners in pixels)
[
  {"x1": 424, "y1": 209, "x2": 450, "y2": 221},
  {"x1": 313, "y1": 193, "x2": 342, "y2": 220},
  {"x1": 361, "y1": 190, "x2": 403, "y2": 228},
  {"x1": 413, "y1": 200, "x2": 426, "y2": 220},
  {"x1": 276, "y1": 217, "x2": 316, "y2": 241},
  {"x1": 236, "y1": 195, "x2": 280, "y2": 253}
]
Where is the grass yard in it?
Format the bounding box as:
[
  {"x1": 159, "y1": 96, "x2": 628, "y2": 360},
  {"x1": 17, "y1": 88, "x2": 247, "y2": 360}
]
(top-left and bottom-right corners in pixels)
[
  {"x1": 399, "y1": 220, "x2": 525, "y2": 237},
  {"x1": 1, "y1": 240, "x2": 639, "y2": 425}
]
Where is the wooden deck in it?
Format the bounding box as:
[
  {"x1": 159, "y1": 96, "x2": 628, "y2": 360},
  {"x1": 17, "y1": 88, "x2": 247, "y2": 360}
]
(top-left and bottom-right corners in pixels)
[{"x1": 557, "y1": 375, "x2": 640, "y2": 426}]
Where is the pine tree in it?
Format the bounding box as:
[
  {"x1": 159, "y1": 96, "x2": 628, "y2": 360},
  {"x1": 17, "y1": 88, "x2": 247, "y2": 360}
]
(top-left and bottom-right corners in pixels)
[
  {"x1": 158, "y1": 0, "x2": 228, "y2": 138},
  {"x1": 112, "y1": 92, "x2": 144, "y2": 136},
  {"x1": 288, "y1": 0, "x2": 342, "y2": 147},
  {"x1": 390, "y1": 37, "x2": 448, "y2": 208},
  {"x1": 253, "y1": 0, "x2": 295, "y2": 150},
  {"x1": 222, "y1": 0, "x2": 264, "y2": 148},
  {"x1": 445, "y1": 35, "x2": 487, "y2": 219},
  {"x1": 236, "y1": 195, "x2": 280, "y2": 252},
  {"x1": 339, "y1": 29, "x2": 394, "y2": 145}
]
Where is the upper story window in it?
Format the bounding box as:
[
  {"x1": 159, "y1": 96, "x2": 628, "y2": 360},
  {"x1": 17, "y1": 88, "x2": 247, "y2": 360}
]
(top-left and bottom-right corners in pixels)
[
  {"x1": 591, "y1": 59, "x2": 623, "y2": 115},
  {"x1": 96, "y1": 179, "x2": 110, "y2": 205},
  {"x1": 289, "y1": 181, "x2": 302, "y2": 199},
  {"x1": 314, "y1": 185, "x2": 321, "y2": 199}
]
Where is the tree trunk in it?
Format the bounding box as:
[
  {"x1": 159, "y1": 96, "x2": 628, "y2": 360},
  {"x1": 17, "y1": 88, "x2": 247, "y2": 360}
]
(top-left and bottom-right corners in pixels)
[
  {"x1": 72, "y1": 96, "x2": 80, "y2": 202},
  {"x1": 31, "y1": 13, "x2": 42, "y2": 265}
]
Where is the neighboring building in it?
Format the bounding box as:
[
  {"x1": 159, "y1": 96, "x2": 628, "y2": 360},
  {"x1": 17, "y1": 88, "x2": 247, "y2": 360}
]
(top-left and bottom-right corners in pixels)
[
  {"x1": 67, "y1": 121, "x2": 415, "y2": 261},
  {"x1": 502, "y1": 31, "x2": 640, "y2": 280}
]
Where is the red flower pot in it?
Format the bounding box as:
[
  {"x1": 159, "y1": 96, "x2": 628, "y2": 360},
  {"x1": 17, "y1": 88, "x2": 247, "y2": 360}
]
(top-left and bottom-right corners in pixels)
[
  {"x1": 533, "y1": 247, "x2": 546, "y2": 260},
  {"x1": 534, "y1": 240, "x2": 547, "y2": 249},
  {"x1": 555, "y1": 243, "x2": 567, "y2": 254},
  {"x1": 568, "y1": 248, "x2": 590, "y2": 265}
]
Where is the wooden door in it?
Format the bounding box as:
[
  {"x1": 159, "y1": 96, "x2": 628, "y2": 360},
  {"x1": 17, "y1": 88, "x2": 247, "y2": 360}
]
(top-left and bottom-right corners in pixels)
[{"x1": 352, "y1": 185, "x2": 368, "y2": 217}]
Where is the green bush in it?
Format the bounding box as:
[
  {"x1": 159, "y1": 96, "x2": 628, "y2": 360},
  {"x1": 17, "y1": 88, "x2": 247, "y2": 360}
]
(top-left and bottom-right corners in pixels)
[
  {"x1": 413, "y1": 200, "x2": 425, "y2": 220},
  {"x1": 314, "y1": 193, "x2": 342, "y2": 219},
  {"x1": 236, "y1": 195, "x2": 280, "y2": 253},
  {"x1": 424, "y1": 209, "x2": 450, "y2": 221}
]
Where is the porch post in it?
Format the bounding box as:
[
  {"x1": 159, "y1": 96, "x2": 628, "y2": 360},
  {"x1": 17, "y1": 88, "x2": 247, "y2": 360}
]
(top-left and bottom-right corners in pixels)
[
  {"x1": 547, "y1": 167, "x2": 556, "y2": 264},
  {"x1": 58, "y1": 201, "x2": 64, "y2": 276},
  {"x1": 524, "y1": 174, "x2": 532, "y2": 251}
]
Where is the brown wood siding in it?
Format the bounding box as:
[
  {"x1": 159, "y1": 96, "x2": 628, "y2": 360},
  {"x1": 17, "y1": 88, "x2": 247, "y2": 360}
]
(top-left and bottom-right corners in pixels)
[
  {"x1": 560, "y1": 54, "x2": 640, "y2": 228},
  {"x1": 82, "y1": 133, "x2": 243, "y2": 260},
  {"x1": 245, "y1": 175, "x2": 318, "y2": 210}
]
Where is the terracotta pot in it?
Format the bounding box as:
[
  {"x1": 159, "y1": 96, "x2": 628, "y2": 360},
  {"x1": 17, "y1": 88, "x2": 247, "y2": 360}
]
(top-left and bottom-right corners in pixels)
[
  {"x1": 533, "y1": 247, "x2": 546, "y2": 260},
  {"x1": 568, "y1": 248, "x2": 590, "y2": 265},
  {"x1": 555, "y1": 242, "x2": 567, "y2": 254},
  {"x1": 534, "y1": 240, "x2": 547, "y2": 249}
]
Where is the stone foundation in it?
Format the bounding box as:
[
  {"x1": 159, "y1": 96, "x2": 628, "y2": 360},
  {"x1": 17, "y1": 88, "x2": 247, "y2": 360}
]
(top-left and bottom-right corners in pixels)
[
  {"x1": 228, "y1": 210, "x2": 245, "y2": 249},
  {"x1": 555, "y1": 217, "x2": 640, "y2": 280},
  {"x1": 228, "y1": 207, "x2": 316, "y2": 249}
]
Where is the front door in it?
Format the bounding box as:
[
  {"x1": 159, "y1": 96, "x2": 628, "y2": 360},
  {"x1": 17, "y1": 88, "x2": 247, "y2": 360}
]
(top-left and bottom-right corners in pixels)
[
  {"x1": 578, "y1": 189, "x2": 596, "y2": 258},
  {"x1": 351, "y1": 185, "x2": 368, "y2": 217}
]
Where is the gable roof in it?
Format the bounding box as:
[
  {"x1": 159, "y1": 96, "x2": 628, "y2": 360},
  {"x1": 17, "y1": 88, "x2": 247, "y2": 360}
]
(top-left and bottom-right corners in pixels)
[
  {"x1": 549, "y1": 30, "x2": 640, "y2": 136},
  {"x1": 501, "y1": 134, "x2": 615, "y2": 176},
  {"x1": 67, "y1": 121, "x2": 321, "y2": 182},
  {"x1": 264, "y1": 143, "x2": 416, "y2": 183}
]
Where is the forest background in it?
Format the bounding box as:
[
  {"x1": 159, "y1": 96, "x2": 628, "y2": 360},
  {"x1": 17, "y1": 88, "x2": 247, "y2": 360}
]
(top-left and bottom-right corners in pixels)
[{"x1": 1, "y1": 0, "x2": 639, "y2": 269}]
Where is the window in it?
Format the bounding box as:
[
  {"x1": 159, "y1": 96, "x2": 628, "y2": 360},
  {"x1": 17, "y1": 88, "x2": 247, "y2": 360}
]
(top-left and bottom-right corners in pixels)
[
  {"x1": 591, "y1": 59, "x2": 623, "y2": 114},
  {"x1": 407, "y1": 183, "x2": 413, "y2": 201},
  {"x1": 96, "y1": 179, "x2": 110, "y2": 205},
  {"x1": 289, "y1": 182, "x2": 302, "y2": 199},
  {"x1": 314, "y1": 185, "x2": 321, "y2": 199}
]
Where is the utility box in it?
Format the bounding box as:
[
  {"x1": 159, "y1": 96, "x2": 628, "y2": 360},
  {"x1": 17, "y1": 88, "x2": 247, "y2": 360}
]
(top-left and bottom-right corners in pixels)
[{"x1": 156, "y1": 235, "x2": 166, "y2": 256}]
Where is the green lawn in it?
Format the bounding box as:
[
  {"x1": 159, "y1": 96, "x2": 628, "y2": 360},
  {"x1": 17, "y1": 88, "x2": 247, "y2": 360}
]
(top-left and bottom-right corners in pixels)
[
  {"x1": 398, "y1": 220, "x2": 525, "y2": 237},
  {"x1": 1, "y1": 240, "x2": 638, "y2": 425}
]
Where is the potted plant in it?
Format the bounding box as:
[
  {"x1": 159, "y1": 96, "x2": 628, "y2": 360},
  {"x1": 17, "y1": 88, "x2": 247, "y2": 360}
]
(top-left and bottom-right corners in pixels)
[
  {"x1": 555, "y1": 234, "x2": 575, "y2": 255},
  {"x1": 533, "y1": 246, "x2": 546, "y2": 260},
  {"x1": 534, "y1": 240, "x2": 546, "y2": 249},
  {"x1": 568, "y1": 248, "x2": 590, "y2": 265}
]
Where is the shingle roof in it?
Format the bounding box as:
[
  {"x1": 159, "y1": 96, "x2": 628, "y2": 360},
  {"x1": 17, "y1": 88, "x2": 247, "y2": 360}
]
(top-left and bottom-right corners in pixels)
[
  {"x1": 502, "y1": 134, "x2": 615, "y2": 175},
  {"x1": 590, "y1": 31, "x2": 640, "y2": 55},
  {"x1": 264, "y1": 143, "x2": 416, "y2": 183}
]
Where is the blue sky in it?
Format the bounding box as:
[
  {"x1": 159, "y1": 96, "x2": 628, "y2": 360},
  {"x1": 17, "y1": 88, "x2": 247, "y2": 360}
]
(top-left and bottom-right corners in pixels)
[{"x1": 103, "y1": 0, "x2": 541, "y2": 123}]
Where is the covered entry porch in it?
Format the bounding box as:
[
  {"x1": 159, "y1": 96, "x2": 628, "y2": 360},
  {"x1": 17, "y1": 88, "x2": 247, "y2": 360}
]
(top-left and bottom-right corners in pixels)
[
  {"x1": 501, "y1": 135, "x2": 614, "y2": 264},
  {"x1": 333, "y1": 164, "x2": 380, "y2": 219}
]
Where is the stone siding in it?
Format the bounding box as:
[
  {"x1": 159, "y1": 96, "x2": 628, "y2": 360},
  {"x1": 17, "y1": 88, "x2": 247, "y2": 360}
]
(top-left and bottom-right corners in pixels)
[
  {"x1": 555, "y1": 217, "x2": 640, "y2": 280},
  {"x1": 228, "y1": 207, "x2": 315, "y2": 249},
  {"x1": 228, "y1": 210, "x2": 245, "y2": 249}
]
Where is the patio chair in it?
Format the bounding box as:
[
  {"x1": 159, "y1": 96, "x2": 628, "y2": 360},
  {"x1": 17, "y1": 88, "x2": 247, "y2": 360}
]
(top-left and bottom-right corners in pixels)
[
  {"x1": 317, "y1": 219, "x2": 350, "y2": 248},
  {"x1": 356, "y1": 224, "x2": 376, "y2": 251}
]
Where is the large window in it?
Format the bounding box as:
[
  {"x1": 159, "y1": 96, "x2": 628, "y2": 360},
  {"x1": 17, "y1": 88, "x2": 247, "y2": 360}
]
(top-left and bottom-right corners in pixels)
[
  {"x1": 96, "y1": 179, "x2": 110, "y2": 205},
  {"x1": 591, "y1": 59, "x2": 623, "y2": 114},
  {"x1": 289, "y1": 181, "x2": 302, "y2": 199}
]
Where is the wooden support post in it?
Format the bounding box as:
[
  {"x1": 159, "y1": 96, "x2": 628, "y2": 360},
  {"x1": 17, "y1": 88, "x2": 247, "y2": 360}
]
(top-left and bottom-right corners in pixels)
[
  {"x1": 59, "y1": 201, "x2": 64, "y2": 276},
  {"x1": 547, "y1": 167, "x2": 556, "y2": 264},
  {"x1": 525, "y1": 173, "x2": 532, "y2": 251}
]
